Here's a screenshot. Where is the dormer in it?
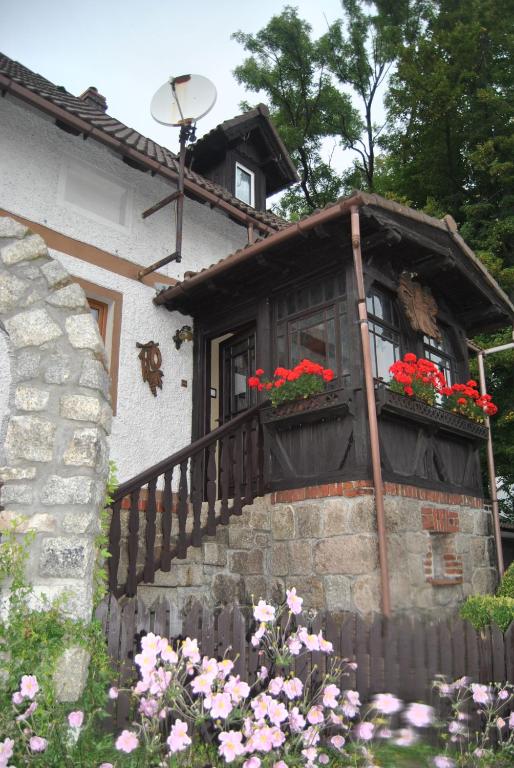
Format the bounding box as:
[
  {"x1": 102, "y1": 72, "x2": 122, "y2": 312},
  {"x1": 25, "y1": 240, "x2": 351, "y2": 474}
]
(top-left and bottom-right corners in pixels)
[{"x1": 186, "y1": 104, "x2": 298, "y2": 211}]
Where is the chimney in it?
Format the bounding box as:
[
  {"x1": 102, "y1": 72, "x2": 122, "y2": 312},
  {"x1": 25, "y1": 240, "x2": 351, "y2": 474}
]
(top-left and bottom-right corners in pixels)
[{"x1": 79, "y1": 86, "x2": 108, "y2": 112}]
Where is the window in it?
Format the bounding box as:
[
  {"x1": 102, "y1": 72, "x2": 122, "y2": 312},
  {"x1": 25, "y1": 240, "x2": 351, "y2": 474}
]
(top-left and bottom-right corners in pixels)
[
  {"x1": 58, "y1": 158, "x2": 132, "y2": 229},
  {"x1": 423, "y1": 329, "x2": 455, "y2": 386},
  {"x1": 275, "y1": 273, "x2": 347, "y2": 381},
  {"x1": 366, "y1": 287, "x2": 401, "y2": 380},
  {"x1": 87, "y1": 297, "x2": 108, "y2": 342},
  {"x1": 235, "y1": 162, "x2": 254, "y2": 207}
]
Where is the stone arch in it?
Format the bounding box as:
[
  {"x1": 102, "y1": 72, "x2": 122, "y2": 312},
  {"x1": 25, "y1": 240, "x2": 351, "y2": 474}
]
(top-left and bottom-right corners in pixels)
[{"x1": 0, "y1": 216, "x2": 111, "y2": 621}]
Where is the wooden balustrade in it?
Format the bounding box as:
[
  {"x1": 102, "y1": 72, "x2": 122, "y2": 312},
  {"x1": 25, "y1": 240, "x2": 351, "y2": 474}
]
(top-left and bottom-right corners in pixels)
[{"x1": 108, "y1": 405, "x2": 264, "y2": 598}]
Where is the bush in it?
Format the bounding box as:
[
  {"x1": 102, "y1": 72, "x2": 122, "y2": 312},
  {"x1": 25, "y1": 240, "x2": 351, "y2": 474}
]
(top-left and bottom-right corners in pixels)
[
  {"x1": 498, "y1": 561, "x2": 514, "y2": 598},
  {"x1": 460, "y1": 594, "x2": 514, "y2": 631}
]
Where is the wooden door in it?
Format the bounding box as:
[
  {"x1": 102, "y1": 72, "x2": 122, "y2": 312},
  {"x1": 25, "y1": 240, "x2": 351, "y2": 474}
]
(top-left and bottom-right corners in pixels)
[{"x1": 220, "y1": 328, "x2": 257, "y2": 424}]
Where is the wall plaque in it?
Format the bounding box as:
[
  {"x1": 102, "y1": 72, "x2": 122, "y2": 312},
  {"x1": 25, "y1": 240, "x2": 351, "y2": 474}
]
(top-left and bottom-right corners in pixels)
[
  {"x1": 397, "y1": 275, "x2": 441, "y2": 341},
  {"x1": 136, "y1": 341, "x2": 164, "y2": 397}
]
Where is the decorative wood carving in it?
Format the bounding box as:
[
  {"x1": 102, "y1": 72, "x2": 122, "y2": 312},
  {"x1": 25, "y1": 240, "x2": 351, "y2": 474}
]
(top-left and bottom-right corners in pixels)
[
  {"x1": 397, "y1": 274, "x2": 441, "y2": 340},
  {"x1": 136, "y1": 341, "x2": 163, "y2": 397}
]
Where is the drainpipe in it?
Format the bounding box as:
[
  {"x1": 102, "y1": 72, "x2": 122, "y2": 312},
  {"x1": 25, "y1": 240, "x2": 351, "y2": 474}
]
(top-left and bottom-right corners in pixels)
[
  {"x1": 350, "y1": 205, "x2": 391, "y2": 616},
  {"x1": 476, "y1": 349, "x2": 505, "y2": 577}
]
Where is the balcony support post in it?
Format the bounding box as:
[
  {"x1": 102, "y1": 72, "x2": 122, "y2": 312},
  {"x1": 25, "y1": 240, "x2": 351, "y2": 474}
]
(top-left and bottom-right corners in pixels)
[{"x1": 350, "y1": 205, "x2": 391, "y2": 617}]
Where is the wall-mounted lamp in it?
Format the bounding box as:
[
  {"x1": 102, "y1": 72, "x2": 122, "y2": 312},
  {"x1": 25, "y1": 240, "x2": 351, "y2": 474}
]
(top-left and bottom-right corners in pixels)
[{"x1": 173, "y1": 325, "x2": 193, "y2": 350}]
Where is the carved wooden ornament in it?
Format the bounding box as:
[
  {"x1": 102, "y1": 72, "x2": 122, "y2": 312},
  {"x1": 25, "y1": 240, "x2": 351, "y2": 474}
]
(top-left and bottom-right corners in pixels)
[
  {"x1": 397, "y1": 275, "x2": 441, "y2": 340},
  {"x1": 136, "y1": 341, "x2": 164, "y2": 397}
]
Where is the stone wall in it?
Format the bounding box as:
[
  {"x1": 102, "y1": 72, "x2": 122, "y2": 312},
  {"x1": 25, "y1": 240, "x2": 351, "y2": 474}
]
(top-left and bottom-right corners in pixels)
[
  {"x1": 137, "y1": 481, "x2": 496, "y2": 619},
  {"x1": 0, "y1": 218, "x2": 110, "y2": 622}
]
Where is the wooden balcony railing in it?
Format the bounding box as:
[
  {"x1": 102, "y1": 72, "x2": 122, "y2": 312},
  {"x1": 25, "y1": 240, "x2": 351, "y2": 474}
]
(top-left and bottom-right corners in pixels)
[{"x1": 108, "y1": 405, "x2": 264, "y2": 598}]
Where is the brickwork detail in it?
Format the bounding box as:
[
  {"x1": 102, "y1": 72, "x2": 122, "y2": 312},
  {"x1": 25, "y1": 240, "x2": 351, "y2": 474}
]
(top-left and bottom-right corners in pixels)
[{"x1": 422, "y1": 507, "x2": 460, "y2": 533}]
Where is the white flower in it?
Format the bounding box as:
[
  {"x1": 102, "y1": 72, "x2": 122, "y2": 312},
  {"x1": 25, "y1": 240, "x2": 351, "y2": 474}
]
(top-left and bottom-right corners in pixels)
[
  {"x1": 253, "y1": 600, "x2": 276, "y2": 623},
  {"x1": 372, "y1": 693, "x2": 402, "y2": 715}
]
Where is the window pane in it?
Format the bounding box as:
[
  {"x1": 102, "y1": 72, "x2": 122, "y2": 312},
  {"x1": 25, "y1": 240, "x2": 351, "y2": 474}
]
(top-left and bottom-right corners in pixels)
[
  {"x1": 290, "y1": 311, "x2": 336, "y2": 369},
  {"x1": 235, "y1": 166, "x2": 252, "y2": 205},
  {"x1": 369, "y1": 321, "x2": 400, "y2": 380}
]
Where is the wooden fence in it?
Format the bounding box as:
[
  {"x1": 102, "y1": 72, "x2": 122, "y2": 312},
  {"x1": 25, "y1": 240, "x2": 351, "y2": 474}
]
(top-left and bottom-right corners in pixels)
[{"x1": 95, "y1": 595, "x2": 514, "y2": 729}]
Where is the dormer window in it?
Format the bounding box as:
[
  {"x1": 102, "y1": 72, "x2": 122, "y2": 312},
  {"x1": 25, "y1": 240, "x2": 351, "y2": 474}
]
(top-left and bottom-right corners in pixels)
[{"x1": 235, "y1": 162, "x2": 255, "y2": 207}]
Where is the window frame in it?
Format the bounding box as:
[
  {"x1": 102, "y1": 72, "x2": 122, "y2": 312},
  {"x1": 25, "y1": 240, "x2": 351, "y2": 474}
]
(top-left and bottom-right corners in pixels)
[
  {"x1": 423, "y1": 329, "x2": 456, "y2": 386},
  {"x1": 366, "y1": 285, "x2": 401, "y2": 382},
  {"x1": 87, "y1": 297, "x2": 109, "y2": 342},
  {"x1": 234, "y1": 162, "x2": 255, "y2": 207}
]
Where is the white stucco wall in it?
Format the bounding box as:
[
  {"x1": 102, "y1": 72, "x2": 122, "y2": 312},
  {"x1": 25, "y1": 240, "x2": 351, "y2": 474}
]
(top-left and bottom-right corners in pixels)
[
  {"x1": 0, "y1": 96, "x2": 247, "y2": 278},
  {"x1": 0, "y1": 331, "x2": 12, "y2": 464},
  {"x1": 0, "y1": 95, "x2": 249, "y2": 482}
]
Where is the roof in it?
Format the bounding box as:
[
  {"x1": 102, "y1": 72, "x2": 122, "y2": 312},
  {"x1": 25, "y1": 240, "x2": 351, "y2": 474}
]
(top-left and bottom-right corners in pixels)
[
  {"x1": 189, "y1": 103, "x2": 299, "y2": 195},
  {"x1": 155, "y1": 191, "x2": 514, "y2": 330},
  {"x1": 0, "y1": 53, "x2": 289, "y2": 234}
]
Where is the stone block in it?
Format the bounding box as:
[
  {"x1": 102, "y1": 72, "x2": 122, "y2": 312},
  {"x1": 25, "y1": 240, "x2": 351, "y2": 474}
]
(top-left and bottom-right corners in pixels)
[
  {"x1": 0, "y1": 271, "x2": 27, "y2": 313},
  {"x1": 458, "y1": 509, "x2": 474, "y2": 534},
  {"x1": 295, "y1": 503, "x2": 322, "y2": 539},
  {"x1": 63, "y1": 427, "x2": 105, "y2": 468},
  {"x1": 202, "y1": 541, "x2": 227, "y2": 566},
  {"x1": 15, "y1": 349, "x2": 40, "y2": 380},
  {"x1": 324, "y1": 575, "x2": 352, "y2": 611},
  {"x1": 79, "y1": 358, "x2": 110, "y2": 398},
  {"x1": 0, "y1": 484, "x2": 32, "y2": 504},
  {"x1": 65, "y1": 313, "x2": 105, "y2": 357},
  {"x1": 5, "y1": 415, "x2": 56, "y2": 462},
  {"x1": 288, "y1": 540, "x2": 313, "y2": 575},
  {"x1": 41, "y1": 260, "x2": 71, "y2": 289},
  {"x1": 21, "y1": 287, "x2": 44, "y2": 307},
  {"x1": 39, "y1": 537, "x2": 93, "y2": 578},
  {"x1": 314, "y1": 535, "x2": 378, "y2": 575},
  {"x1": 404, "y1": 531, "x2": 428, "y2": 554},
  {"x1": 321, "y1": 497, "x2": 375, "y2": 536},
  {"x1": 211, "y1": 574, "x2": 245, "y2": 604},
  {"x1": 0, "y1": 466, "x2": 36, "y2": 481},
  {"x1": 5, "y1": 308, "x2": 62, "y2": 348},
  {"x1": 228, "y1": 526, "x2": 256, "y2": 550},
  {"x1": 60, "y1": 393, "x2": 103, "y2": 423},
  {"x1": 0, "y1": 510, "x2": 56, "y2": 533},
  {"x1": 473, "y1": 510, "x2": 490, "y2": 536},
  {"x1": 43, "y1": 352, "x2": 71, "y2": 384},
  {"x1": 230, "y1": 549, "x2": 264, "y2": 575},
  {"x1": 15, "y1": 385, "x2": 50, "y2": 412},
  {"x1": 244, "y1": 576, "x2": 269, "y2": 602},
  {"x1": 384, "y1": 497, "x2": 419, "y2": 533},
  {"x1": 271, "y1": 543, "x2": 289, "y2": 576},
  {"x1": 352, "y1": 573, "x2": 381, "y2": 614},
  {"x1": 41, "y1": 475, "x2": 98, "y2": 505},
  {"x1": 1, "y1": 234, "x2": 47, "y2": 265},
  {"x1": 249, "y1": 508, "x2": 271, "y2": 530},
  {"x1": 53, "y1": 647, "x2": 90, "y2": 702},
  {"x1": 285, "y1": 576, "x2": 325, "y2": 610},
  {"x1": 0, "y1": 217, "x2": 28, "y2": 239},
  {"x1": 271, "y1": 505, "x2": 295, "y2": 539},
  {"x1": 15, "y1": 263, "x2": 41, "y2": 280},
  {"x1": 471, "y1": 567, "x2": 497, "y2": 595},
  {"x1": 46, "y1": 283, "x2": 88, "y2": 309},
  {"x1": 61, "y1": 511, "x2": 99, "y2": 535}
]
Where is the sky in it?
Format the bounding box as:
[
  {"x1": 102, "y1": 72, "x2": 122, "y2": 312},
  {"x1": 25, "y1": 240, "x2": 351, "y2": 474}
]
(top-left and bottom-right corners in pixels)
[{"x1": 1, "y1": 0, "x2": 347, "y2": 156}]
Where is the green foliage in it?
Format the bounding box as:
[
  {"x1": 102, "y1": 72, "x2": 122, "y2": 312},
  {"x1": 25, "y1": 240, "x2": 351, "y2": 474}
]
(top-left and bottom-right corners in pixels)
[
  {"x1": 93, "y1": 460, "x2": 118, "y2": 606},
  {"x1": 460, "y1": 594, "x2": 514, "y2": 632},
  {"x1": 497, "y1": 561, "x2": 514, "y2": 599}
]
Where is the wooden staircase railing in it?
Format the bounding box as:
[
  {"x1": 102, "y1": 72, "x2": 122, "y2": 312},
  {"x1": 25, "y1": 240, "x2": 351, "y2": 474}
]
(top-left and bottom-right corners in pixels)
[{"x1": 108, "y1": 405, "x2": 264, "y2": 598}]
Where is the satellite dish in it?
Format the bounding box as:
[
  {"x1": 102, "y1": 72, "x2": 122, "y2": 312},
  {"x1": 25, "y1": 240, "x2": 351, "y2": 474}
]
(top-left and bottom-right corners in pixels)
[{"x1": 151, "y1": 74, "x2": 217, "y2": 126}]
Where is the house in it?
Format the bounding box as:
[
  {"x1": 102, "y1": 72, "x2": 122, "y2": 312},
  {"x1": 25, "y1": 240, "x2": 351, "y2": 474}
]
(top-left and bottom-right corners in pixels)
[{"x1": 1, "y1": 53, "x2": 513, "y2": 618}]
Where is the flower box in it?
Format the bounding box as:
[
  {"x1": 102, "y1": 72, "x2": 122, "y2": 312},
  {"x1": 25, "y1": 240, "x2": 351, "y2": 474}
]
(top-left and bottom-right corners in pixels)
[
  {"x1": 376, "y1": 387, "x2": 489, "y2": 441},
  {"x1": 260, "y1": 387, "x2": 349, "y2": 427}
]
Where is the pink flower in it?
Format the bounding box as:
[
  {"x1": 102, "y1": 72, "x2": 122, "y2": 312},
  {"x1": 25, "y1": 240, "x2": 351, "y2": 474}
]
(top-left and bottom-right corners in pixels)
[
  {"x1": 394, "y1": 727, "x2": 418, "y2": 747},
  {"x1": 99, "y1": 764, "x2": 114, "y2": 768},
  {"x1": 286, "y1": 588, "x2": 303, "y2": 614},
  {"x1": 217, "y1": 659, "x2": 234, "y2": 679},
  {"x1": 253, "y1": 600, "x2": 276, "y2": 623},
  {"x1": 268, "y1": 699, "x2": 288, "y2": 726},
  {"x1": 251, "y1": 624, "x2": 266, "y2": 647},
  {"x1": 16, "y1": 701, "x2": 37, "y2": 721},
  {"x1": 68, "y1": 710, "x2": 84, "y2": 729},
  {"x1": 250, "y1": 726, "x2": 274, "y2": 753},
  {"x1": 298, "y1": 627, "x2": 319, "y2": 651},
  {"x1": 433, "y1": 757, "x2": 455, "y2": 768},
  {"x1": 251, "y1": 693, "x2": 272, "y2": 722},
  {"x1": 287, "y1": 637, "x2": 302, "y2": 655},
  {"x1": 317, "y1": 632, "x2": 333, "y2": 653},
  {"x1": 243, "y1": 759, "x2": 261, "y2": 768},
  {"x1": 284, "y1": 677, "x2": 303, "y2": 699},
  {"x1": 108, "y1": 687, "x2": 119, "y2": 700},
  {"x1": 192, "y1": 672, "x2": 215, "y2": 695},
  {"x1": 167, "y1": 719, "x2": 191, "y2": 753},
  {"x1": 302, "y1": 746, "x2": 318, "y2": 764},
  {"x1": 372, "y1": 693, "x2": 402, "y2": 714},
  {"x1": 29, "y1": 736, "x2": 47, "y2": 752},
  {"x1": 509, "y1": 711, "x2": 514, "y2": 729},
  {"x1": 273, "y1": 762, "x2": 288, "y2": 768},
  {"x1": 498, "y1": 689, "x2": 509, "y2": 701},
  {"x1": 12, "y1": 691, "x2": 24, "y2": 705},
  {"x1": 355, "y1": 721, "x2": 374, "y2": 741},
  {"x1": 182, "y1": 637, "x2": 200, "y2": 663},
  {"x1": 115, "y1": 730, "x2": 139, "y2": 753},
  {"x1": 331, "y1": 734, "x2": 345, "y2": 749},
  {"x1": 342, "y1": 689, "x2": 361, "y2": 718},
  {"x1": 210, "y1": 692, "x2": 233, "y2": 719},
  {"x1": 218, "y1": 731, "x2": 245, "y2": 763},
  {"x1": 404, "y1": 702, "x2": 434, "y2": 728},
  {"x1": 497, "y1": 717, "x2": 506, "y2": 729},
  {"x1": 270, "y1": 726, "x2": 286, "y2": 748},
  {"x1": 258, "y1": 666, "x2": 268, "y2": 680},
  {"x1": 20, "y1": 675, "x2": 39, "y2": 700},
  {"x1": 139, "y1": 698, "x2": 159, "y2": 717},
  {"x1": 224, "y1": 675, "x2": 250, "y2": 704},
  {"x1": 307, "y1": 705, "x2": 324, "y2": 725},
  {"x1": 322, "y1": 684, "x2": 340, "y2": 709},
  {"x1": 0, "y1": 738, "x2": 14, "y2": 763},
  {"x1": 471, "y1": 684, "x2": 490, "y2": 705},
  {"x1": 289, "y1": 706, "x2": 306, "y2": 733},
  {"x1": 319, "y1": 755, "x2": 330, "y2": 765},
  {"x1": 268, "y1": 676, "x2": 284, "y2": 696}
]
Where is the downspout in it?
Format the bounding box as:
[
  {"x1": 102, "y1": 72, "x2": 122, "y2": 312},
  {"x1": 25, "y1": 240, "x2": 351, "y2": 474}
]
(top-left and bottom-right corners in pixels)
[
  {"x1": 476, "y1": 350, "x2": 505, "y2": 577},
  {"x1": 350, "y1": 206, "x2": 392, "y2": 616}
]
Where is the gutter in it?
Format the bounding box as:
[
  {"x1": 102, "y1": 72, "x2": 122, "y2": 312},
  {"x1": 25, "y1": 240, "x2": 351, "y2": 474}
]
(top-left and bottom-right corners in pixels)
[
  {"x1": 154, "y1": 193, "x2": 366, "y2": 305},
  {"x1": 0, "y1": 75, "x2": 275, "y2": 236}
]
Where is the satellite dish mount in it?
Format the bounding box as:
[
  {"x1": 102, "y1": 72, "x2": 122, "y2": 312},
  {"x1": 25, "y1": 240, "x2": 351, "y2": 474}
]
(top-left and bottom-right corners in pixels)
[{"x1": 138, "y1": 74, "x2": 217, "y2": 280}]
